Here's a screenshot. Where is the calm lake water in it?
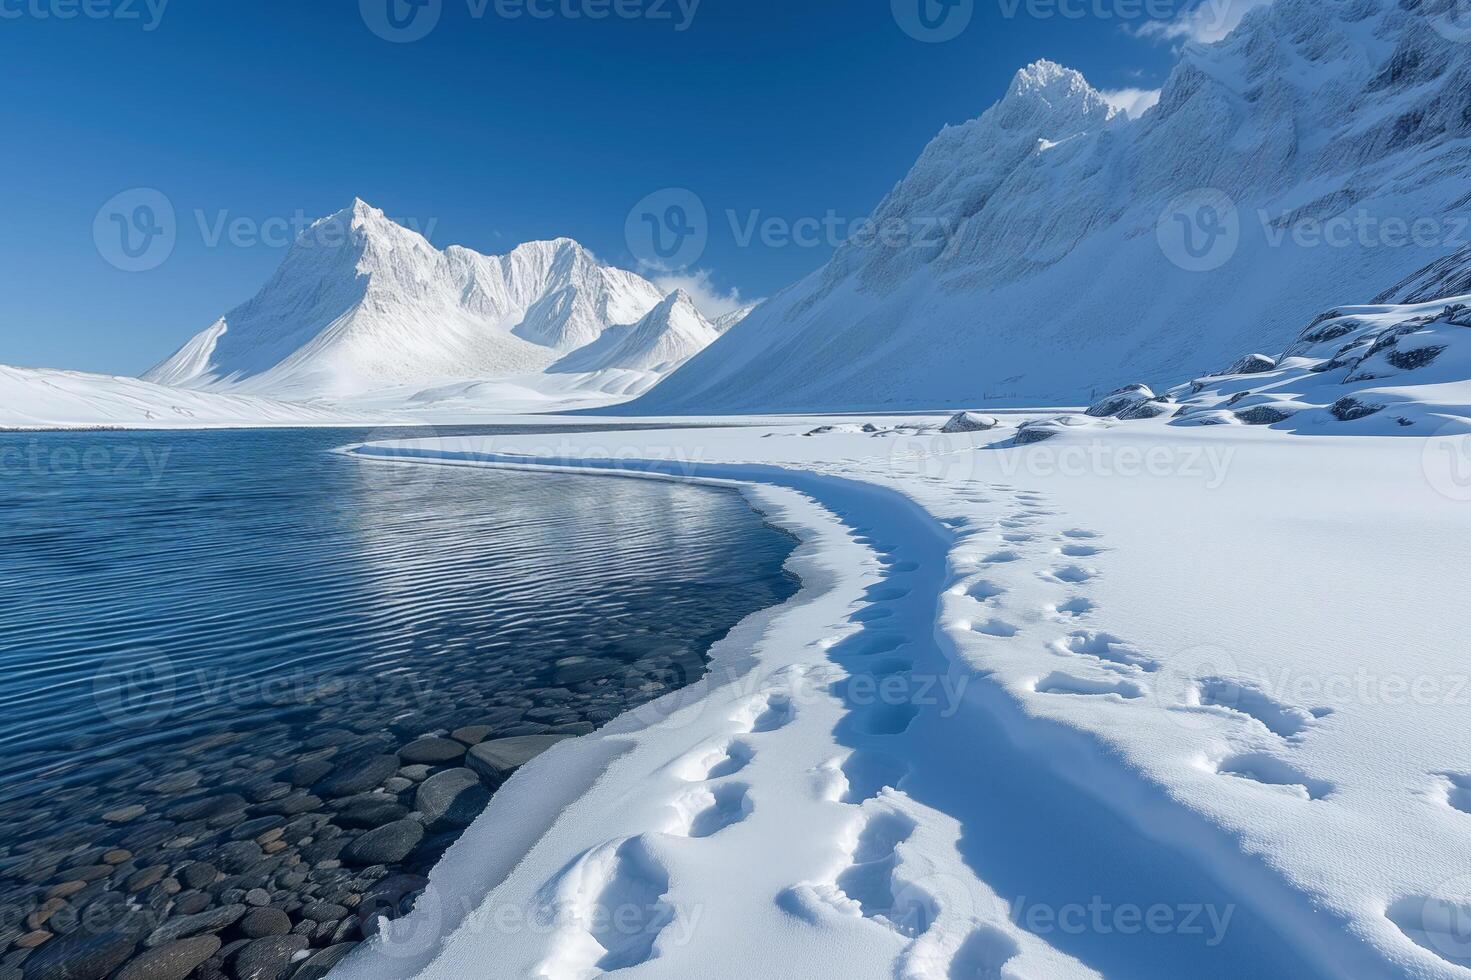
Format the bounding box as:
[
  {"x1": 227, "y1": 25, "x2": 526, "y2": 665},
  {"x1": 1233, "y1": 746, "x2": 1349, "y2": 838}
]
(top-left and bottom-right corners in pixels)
[{"x1": 0, "y1": 426, "x2": 798, "y2": 954}]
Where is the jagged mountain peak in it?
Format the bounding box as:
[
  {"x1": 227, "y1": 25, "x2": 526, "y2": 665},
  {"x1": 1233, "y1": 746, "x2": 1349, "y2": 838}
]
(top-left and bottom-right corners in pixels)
[
  {"x1": 627, "y1": 0, "x2": 1471, "y2": 415},
  {"x1": 1000, "y1": 60, "x2": 1116, "y2": 121},
  {"x1": 143, "y1": 201, "x2": 672, "y2": 398}
]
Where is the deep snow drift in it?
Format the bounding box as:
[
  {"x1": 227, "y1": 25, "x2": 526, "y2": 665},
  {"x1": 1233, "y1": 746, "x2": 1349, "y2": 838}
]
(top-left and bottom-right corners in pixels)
[
  {"x1": 334, "y1": 416, "x2": 1471, "y2": 979},
  {"x1": 142, "y1": 201, "x2": 719, "y2": 406},
  {"x1": 628, "y1": 0, "x2": 1471, "y2": 414}
]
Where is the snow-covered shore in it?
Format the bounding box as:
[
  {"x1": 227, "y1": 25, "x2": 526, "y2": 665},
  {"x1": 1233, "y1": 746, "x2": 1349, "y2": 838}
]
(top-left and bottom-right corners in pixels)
[{"x1": 333, "y1": 418, "x2": 1471, "y2": 979}]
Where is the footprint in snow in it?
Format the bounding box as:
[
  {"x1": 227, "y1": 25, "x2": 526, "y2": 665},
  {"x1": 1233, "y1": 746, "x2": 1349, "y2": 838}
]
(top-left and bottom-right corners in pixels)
[
  {"x1": 1388, "y1": 895, "x2": 1471, "y2": 969},
  {"x1": 1212, "y1": 752, "x2": 1334, "y2": 800},
  {"x1": 832, "y1": 809, "x2": 934, "y2": 936},
  {"x1": 1192, "y1": 677, "x2": 1326, "y2": 739},
  {"x1": 960, "y1": 579, "x2": 1005, "y2": 603},
  {"x1": 1055, "y1": 631, "x2": 1158, "y2": 673},
  {"x1": 1041, "y1": 565, "x2": 1096, "y2": 585},
  {"x1": 1434, "y1": 773, "x2": 1471, "y2": 815},
  {"x1": 665, "y1": 782, "x2": 754, "y2": 838},
  {"x1": 834, "y1": 631, "x2": 907, "y2": 658},
  {"x1": 839, "y1": 749, "x2": 911, "y2": 805},
  {"x1": 855, "y1": 700, "x2": 921, "y2": 737},
  {"x1": 675, "y1": 738, "x2": 755, "y2": 782},
  {"x1": 1034, "y1": 672, "x2": 1144, "y2": 700},
  {"x1": 971, "y1": 618, "x2": 1020, "y2": 639},
  {"x1": 535, "y1": 836, "x2": 674, "y2": 979},
  {"x1": 948, "y1": 925, "x2": 1021, "y2": 979},
  {"x1": 1049, "y1": 596, "x2": 1096, "y2": 619},
  {"x1": 737, "y1": 692, "x2": 795, "y2": 734}
]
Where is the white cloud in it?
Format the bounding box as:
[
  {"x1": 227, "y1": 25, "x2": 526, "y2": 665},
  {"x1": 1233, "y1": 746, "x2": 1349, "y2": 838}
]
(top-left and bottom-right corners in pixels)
[
  {"x1": 1136, "y1": 0, "x2": 1273, "y2": 44},
  {"x1": 649, "y1": 269, "x2": 755, "y2": 320},
  {"x1": 1100, "y1": 87, "x2": 1162, "y2": 119}
]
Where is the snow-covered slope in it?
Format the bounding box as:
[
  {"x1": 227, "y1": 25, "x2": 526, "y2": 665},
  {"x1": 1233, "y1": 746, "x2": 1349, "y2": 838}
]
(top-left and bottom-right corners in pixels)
[
  {"x1": 712, "y1": 303, "x2": 760, "y2": 334},
  {"x1": 550, "y1": 289, "x2": 720, "y2": 376},
  {"x1": 627, "y1": 0, "x2": 1471, "y2": 414},
  {"x1": 144, "y1": 201, "x2": 668, "y2": 399},
  {"x1": 1085, "y1": 248, "x2": 1471, "y2": 433},
  {"x1": 0, "y1": 364, "x2": 371, "y2": 429},
  {"x1": 1104, "y1": 298, "x2": 1471, "y2": 433}
]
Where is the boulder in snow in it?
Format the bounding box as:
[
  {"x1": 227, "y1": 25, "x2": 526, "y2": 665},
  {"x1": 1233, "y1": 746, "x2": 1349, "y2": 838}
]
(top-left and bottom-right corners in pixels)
[
  {"x1": 1222, "y1": 354, "x2": 1277, "y2": 376},
  {"x1": 1233, "y1": 405, "x2": 1295, "y2": 426},
  {"x1": 1086, "y1": 384, "x2": 1155, "y2": 419},
  {"x1": 941, "y1": 412, "x2": 1000, "y2": 433}
]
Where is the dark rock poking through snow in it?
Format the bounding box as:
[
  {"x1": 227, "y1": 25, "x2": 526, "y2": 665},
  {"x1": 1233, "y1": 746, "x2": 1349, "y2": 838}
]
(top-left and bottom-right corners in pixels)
[
  {"x1": 1086, "y1": 385, "x2": 1173, "y2": 421},
  {"x1": 1233, "y1": 405, "x2": 1295, "y2": 426},
  {"x1": 1012, "y1": 415, "x2": 1100, "y2": 445},
  {"x1": 942, "y1": 412, "x2": 1000, "y2": 433},
  {"x1": 1086, "y1": 384, "x2": 1154, "y2": 419},
  {"x1": 1223, "y1": 354, "x2": 1277, "y2": 375},
  {"x1": 1083, "y1": 248, "x2": 1471, "y2": 432}
]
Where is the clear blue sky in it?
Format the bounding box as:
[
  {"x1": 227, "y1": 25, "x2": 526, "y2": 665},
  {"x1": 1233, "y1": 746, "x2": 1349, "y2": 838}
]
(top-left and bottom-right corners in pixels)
[{"x1": 0, "y1": 0, "x2": 1188, "y2": 375}]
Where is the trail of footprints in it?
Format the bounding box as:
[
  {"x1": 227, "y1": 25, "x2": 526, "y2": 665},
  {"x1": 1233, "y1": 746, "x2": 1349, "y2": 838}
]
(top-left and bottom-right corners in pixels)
[
  {"x1": 789, "y1": 499, "x2": 1014, "y2": 979},
  {"x1": 954, "y1": 486, "x2": 1471, "y2": 972},
  {"x1": 538, "y1": 677, "x2": 797, "y2": 978},
  {"x1": 949, "y1": 488, "x2": 1345, "y2": 810},
  {"x1": 537, "y1": 480, "x2": 1468, "y2": 976}
]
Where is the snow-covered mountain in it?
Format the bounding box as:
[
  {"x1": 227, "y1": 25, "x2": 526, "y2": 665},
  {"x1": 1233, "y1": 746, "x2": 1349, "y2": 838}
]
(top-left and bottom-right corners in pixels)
[
  {"x1": 550, "y1": 289, "x2": 720, "y2": 376},
  {"x1": 627, "y1": 0, "x2": 1471, "y2": 414},
  {"x1": 144, "y1": 201, "x2": 672, "y2": 399}
]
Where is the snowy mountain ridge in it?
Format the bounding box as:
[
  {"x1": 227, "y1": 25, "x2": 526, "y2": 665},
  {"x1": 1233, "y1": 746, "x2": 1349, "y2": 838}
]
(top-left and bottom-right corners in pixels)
[
  {"x1": 144, "y1": 200, "x2": 690, "y2": 399},
  {"x1": 627, "y1": 0, "x2": 1471, "y2": 415},
  {"x1": 550, "y1": 289, "x2": 721, "y2": 377}
]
